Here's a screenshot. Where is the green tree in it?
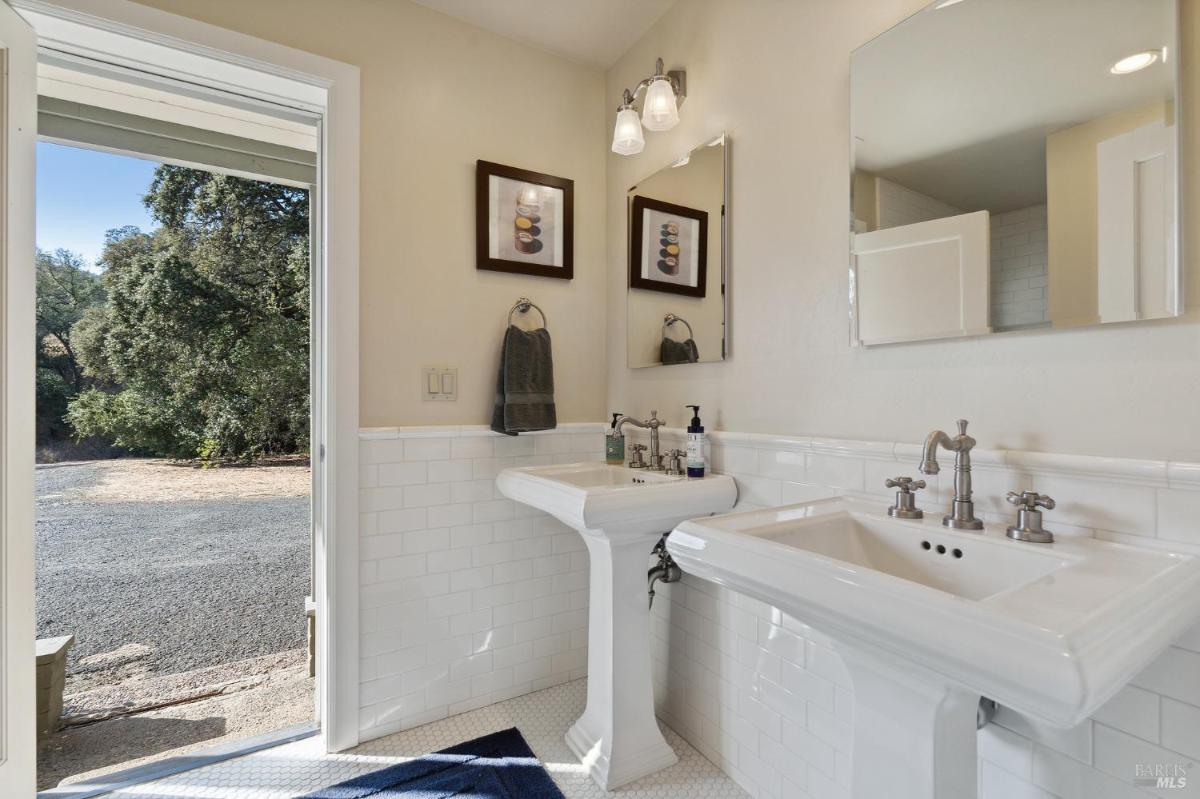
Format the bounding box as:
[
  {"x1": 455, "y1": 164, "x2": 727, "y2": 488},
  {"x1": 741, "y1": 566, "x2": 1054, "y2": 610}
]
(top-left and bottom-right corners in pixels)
[
  {"x1": 68, "y1": 166, "x2": 310, "y2": 460},
  {"x1": 35, "y1": 248, "x2": 104, "y2": 440}
]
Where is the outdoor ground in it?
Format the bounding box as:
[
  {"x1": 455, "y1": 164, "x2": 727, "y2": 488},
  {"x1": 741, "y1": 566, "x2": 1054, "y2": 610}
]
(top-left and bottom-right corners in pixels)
[{"x1": 35, "y1": 458, "x2": 312, "y2": 789}]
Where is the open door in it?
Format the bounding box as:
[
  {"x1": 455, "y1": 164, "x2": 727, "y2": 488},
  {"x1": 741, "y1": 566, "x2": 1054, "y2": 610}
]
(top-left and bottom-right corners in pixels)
[
  {"x1": 1097, "y1": 119, "x2": 1178, "y2": 323},
  {"x1": 0, "y1": 1, "x2": 37, "y2": 794},
  {"x1": 852, "y1": 210, "x2": 992, "y2": 345}
]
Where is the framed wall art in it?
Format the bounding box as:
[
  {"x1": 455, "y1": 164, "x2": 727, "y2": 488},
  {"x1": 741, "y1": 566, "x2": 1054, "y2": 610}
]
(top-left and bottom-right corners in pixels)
[
  {"x1": 629, "y1": 195, "x2": 707, "y2": 297},
  {"x1": 476, "y1": 160, "x2": 574, "y2": 279}
]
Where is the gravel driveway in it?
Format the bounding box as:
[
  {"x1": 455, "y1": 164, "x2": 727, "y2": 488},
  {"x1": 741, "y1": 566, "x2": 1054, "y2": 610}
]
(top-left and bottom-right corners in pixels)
[{"x1": 36, "y1": 459, "x2": 310, "y2": 681}]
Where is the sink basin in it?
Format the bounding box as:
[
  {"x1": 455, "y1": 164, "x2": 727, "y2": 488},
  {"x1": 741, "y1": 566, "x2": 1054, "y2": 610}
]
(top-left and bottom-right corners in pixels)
[
  {"x1": 751, "y1": 508, "x2": 1072, "y2": 600},
  {"x1": 670, "y1": 497, "x2": 1200, "y2": 799},
  {"x1": 496, "y1": 462, "x2": 736, "y2": 790},
  {"x1": 497, "y1": 461, "x2": 736, "y2": 538},
  {"x1": 528, "y1": 462, "x2": 685, "y2": 487}
]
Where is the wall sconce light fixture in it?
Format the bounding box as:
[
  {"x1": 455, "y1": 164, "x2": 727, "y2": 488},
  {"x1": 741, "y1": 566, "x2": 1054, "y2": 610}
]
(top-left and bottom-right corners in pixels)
[{"x1": 611, "y1": 57, "x2": 687, "y2": 156}]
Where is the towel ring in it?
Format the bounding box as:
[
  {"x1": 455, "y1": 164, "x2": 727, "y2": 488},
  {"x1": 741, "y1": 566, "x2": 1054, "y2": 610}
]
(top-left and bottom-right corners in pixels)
[
  {"x1": 663, "y1": 313, "x2": 694, "y2": 340},
  {"x1": 508, "y1": 297, "x2": 548, "y2": 329}
]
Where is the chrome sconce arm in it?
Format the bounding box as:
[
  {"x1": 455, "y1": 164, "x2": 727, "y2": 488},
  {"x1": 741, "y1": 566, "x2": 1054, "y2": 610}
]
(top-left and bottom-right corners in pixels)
[
  {"x1": 626, "y1": 58, "x2": 687, "y2": 105},
  {"x1": 611, "y1": 57, "x2": 688, "y2": 155}
]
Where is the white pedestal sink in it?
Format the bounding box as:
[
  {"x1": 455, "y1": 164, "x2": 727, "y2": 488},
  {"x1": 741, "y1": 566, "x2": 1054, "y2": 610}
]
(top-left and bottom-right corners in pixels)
[
  {"x1": 496, "y1": 462, "x2": 737, "y2": 790},
  {"x1": 670, "y1": 497, "x2": 1200, "y2": 799}
]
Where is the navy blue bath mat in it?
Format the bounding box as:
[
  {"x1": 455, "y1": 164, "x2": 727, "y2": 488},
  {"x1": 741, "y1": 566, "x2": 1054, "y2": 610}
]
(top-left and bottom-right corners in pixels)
[{"x1": 296, "y1": 727, "x2": 565, "y2": 799}]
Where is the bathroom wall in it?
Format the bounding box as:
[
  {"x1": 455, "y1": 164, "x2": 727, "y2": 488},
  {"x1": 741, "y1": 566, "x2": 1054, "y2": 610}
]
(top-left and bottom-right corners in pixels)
[
  {"x1": 850, "y1": 170, "x2": 877, "y2": 232},
  {"x1": 608, "y1": 1, "x2": 1200, "y2": 797},
  {"x1": 132, "y1": 0, "x2": 609, "y2": 429},
  {"x1": 356, "y1": 424, "x2": 601, "y2": 739},
  {"x1": 605, "y1": 0, "x2": 1200, "y2": 462},
  {"x1": 990, "y1": 204, "x2": 1049, "y2": 330},
  {"x1": 873, "y1": 176, "x2": 961, "y2": 230}
]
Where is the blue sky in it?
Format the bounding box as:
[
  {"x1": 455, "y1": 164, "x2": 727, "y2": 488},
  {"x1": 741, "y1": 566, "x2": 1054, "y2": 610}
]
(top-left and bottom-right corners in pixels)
[{"x1": 36, "y1": 141, "x2": 160, "y2": 272}]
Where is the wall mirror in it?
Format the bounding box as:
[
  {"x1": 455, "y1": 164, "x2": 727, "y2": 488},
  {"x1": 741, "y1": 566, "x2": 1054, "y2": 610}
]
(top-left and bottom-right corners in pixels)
[
  {"x1": 850, "y1": 0, "x2": 1181, "y2": 346},
  {"x1": 627, "y1": 134, "x2": 728, "y2": 368}
]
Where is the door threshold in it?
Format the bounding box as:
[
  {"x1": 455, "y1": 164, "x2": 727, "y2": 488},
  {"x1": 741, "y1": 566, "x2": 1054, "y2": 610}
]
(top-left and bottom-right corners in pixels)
[{"x1": 38, "y1": 720, "x2": 319, "y2": 799}]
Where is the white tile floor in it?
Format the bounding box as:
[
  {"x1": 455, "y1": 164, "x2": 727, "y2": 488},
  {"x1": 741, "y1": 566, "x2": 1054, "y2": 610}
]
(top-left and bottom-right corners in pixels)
[{"x1": 108, "y1": 679, "x2": 749, "y2": 799}]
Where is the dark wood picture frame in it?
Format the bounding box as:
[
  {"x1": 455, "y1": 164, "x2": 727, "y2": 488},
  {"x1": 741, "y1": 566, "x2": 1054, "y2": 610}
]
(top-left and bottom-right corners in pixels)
[
  {"x1": 475, "y1": 160, "x2": 574, "y2": 280},
  {"x1": 629, "y1": 195, "x2": 708, "y2": 298}
]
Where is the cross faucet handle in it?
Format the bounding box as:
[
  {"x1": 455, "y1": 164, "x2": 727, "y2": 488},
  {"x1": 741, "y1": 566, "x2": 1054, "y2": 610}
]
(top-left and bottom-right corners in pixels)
[
  {"x1": 1006, "y1": 491, "x2": 1056, "y2": 511},
  {"x1": 886, "y1": 476, "x2": 926, "y2": 493},
  {"x1": 628, "y1": 443, "x2": 648, "y2": 469}
]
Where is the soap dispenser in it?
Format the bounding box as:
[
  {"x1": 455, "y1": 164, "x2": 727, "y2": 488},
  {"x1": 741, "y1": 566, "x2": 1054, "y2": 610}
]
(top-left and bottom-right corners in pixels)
[
  {"x1": 606, "y1": 413, "x2": 625, "y2": 465},
  {"x1": 686, "y1": 405, "x2": 706, "y2": 478}
]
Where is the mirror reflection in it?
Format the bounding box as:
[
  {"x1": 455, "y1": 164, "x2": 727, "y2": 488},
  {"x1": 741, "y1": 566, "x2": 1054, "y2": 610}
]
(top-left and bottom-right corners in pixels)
[
  {"x1": 627, "y1": 134, "x2": 727, "y2": 368},
  {"x1": 850, "y1": 0, "x2": 1180, "y2": 346}
]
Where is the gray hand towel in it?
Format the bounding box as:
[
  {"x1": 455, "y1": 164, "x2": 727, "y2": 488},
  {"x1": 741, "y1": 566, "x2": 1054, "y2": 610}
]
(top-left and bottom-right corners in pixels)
[
  {"x1": 661, "y1": 337, "x2": 700, "y2": 365},
  {"x1": 491, "y1": 325, "x2": 557, "y2": 436}
]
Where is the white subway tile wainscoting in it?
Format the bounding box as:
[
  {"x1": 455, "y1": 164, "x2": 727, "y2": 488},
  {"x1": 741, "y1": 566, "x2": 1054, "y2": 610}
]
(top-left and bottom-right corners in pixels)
[
  {"x1": 990, "y1": 204, "x2": 1050, "y2": 330},
  {"x1": 357, "y1": 423, "x2": 605, "y2": 740},
  {"x1": 359, "y1": 424, "x2": 1200, "y2": 799}
]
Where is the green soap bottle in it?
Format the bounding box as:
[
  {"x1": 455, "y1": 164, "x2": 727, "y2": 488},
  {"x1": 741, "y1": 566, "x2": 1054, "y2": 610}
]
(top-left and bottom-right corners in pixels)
[{"x1": 606, "y1": 413, "x2": 625, "y2": 465}]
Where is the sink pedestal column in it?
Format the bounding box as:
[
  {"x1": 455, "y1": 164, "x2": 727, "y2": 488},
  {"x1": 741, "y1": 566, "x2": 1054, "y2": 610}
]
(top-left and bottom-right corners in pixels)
[
  {"x1": 566, "y1": 533, "x2": 678, "y2": 790},
  {"x1": 842, "y1": 646, "x2": 980, "y2": 799}
]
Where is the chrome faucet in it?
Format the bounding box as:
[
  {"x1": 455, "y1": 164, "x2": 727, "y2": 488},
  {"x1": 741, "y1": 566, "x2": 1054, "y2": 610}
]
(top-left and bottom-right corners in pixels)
[
  {"x1": 918, "y1": 419, "x2": 984, "y2": 530},
  {"x1": 615, "y1": 410, "x2": 664, "y2": 471}
]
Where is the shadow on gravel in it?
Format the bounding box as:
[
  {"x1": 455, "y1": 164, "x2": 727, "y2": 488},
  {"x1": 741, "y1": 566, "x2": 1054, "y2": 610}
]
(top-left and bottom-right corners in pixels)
[{"x1": 39, "y1": 715, "x2": 227, "y2": 788}]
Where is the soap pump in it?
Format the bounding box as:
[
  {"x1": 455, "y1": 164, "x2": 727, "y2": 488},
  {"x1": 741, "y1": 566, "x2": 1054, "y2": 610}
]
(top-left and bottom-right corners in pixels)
[
  {"x1": 686, "y1": 405, "x2": 706, "y2": 477},
  {"x1": 606, "y1": 413, "x2": 625, "y2": 465}
]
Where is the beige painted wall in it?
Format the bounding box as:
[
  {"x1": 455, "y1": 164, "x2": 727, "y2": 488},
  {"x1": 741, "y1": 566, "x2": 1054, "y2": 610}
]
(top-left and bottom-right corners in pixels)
[
  {"x1": 133, "y1": 0, "x2": 608, "y2": 428},
  {"x1": 626, "y1": 141, "x2": 725, "y2": 367},
  {"x1": 1046, "y1": 100, "x2": 1173, "y2": 327},
  {"x1": 606, "y1": 0, "x2": 1200, "y2": 461},
  {"x1": 852, "y1": 170, "x2": 877, "y2": 231}
]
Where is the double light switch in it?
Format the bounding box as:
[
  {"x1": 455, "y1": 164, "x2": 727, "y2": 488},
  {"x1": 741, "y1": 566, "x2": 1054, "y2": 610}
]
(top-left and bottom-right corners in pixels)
[{"x1": 422, "y1": 367, "x2": 458, "y2": 401}]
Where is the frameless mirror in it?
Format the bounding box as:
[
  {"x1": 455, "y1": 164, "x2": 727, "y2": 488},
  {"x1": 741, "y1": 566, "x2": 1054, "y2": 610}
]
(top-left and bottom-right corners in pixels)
[
  {"x1": 627, "y1": 134, "x2": 727, "y2": 368},
  {"x1": 850, "y1": 0, "x2": 1181, "y2": 346}
]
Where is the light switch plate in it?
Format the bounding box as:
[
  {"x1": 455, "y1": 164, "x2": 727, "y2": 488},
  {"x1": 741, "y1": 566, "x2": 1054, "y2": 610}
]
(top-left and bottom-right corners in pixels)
[{"x1": 422, "y1": 367, "x2": 458, "y2": 401}]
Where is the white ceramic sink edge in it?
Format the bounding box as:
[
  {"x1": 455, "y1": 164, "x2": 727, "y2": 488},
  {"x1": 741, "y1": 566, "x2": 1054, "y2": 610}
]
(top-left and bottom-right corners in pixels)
[
  {"x1": 497, "y1": 462, "x2": 738, "y2": 538},
  {"x1": 670, "y1": 497, "x2": 1200, "y2": 728}
]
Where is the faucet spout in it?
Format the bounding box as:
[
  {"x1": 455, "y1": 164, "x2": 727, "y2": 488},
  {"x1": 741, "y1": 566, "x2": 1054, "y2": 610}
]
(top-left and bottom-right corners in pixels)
[
  {"x1": 918, "y1": 419, "x2": 983, "y2": 531},
  {"x1": 919, "y1": 429, "x2": 953, "y2": 475}
]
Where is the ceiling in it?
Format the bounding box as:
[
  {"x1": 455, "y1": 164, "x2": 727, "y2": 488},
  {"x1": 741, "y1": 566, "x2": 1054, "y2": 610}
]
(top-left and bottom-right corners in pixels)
[
  {"x1": 409, "y1": 0, "x2": 675, "y2": 68},
  {"x1": 853, "y1": 0, "x2": 1175, "y2": 213}
]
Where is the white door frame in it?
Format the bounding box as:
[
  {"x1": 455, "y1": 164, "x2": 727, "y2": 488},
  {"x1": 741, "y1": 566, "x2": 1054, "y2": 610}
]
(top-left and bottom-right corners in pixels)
[
  {"x1": 11, "y1": 0, "x2": 362, "y2": 758},
  {"x1": 0, "y1": 3, "x2": 39, "y2": 794}
]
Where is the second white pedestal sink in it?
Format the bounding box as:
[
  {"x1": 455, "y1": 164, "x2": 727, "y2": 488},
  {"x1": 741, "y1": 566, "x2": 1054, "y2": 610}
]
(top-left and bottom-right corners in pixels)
[
  {"x1": 497, "y1": 462, "x2": 737, "y2": 790},
  {"x1": 670, "y1": 497, "x2": 1200, "y2": 799}
]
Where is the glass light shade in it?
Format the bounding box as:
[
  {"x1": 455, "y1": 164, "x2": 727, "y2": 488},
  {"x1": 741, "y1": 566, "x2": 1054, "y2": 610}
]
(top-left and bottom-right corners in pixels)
[
  {"x1": 641, "y1": 77, "x2": 679, "y2": 131},
  {"x1": 611, "y1": 107, "x2": 645, "y2": 155}
]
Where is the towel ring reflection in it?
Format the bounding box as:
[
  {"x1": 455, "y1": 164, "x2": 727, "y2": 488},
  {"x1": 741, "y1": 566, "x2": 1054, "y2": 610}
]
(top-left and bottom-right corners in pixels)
[
  {"x1": 663, "y1": 313, "x2": 694, "y2": 340},
  {"x1": 508, "y1": 297, "x2": 547, "y2": 329}
]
